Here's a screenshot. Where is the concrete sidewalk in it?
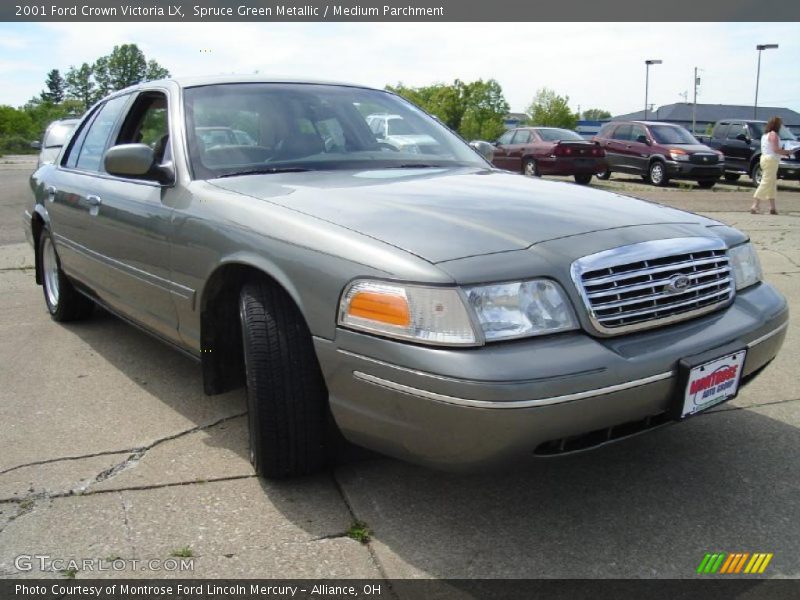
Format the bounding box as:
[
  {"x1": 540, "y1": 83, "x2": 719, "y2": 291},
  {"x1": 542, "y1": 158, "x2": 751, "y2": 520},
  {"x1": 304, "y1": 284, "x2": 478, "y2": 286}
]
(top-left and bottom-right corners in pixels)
[{"x1": 1, "y1": 186, "x2": 798, "y2": 581}]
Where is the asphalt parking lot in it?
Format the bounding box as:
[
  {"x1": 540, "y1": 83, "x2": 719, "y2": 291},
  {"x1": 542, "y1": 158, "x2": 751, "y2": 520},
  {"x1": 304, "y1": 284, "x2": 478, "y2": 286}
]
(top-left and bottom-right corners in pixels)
[{"x1": 0, "y1": 155, "x2": 798, "y2": 582}]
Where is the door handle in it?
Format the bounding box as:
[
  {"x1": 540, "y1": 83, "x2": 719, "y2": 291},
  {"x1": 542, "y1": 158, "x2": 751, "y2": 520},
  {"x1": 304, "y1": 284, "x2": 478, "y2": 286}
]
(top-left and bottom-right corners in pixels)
[
  {"x1": 86, "y1": 195, "x2": 102, "y2": 206},
  {"x1": 46, "y1": 186, "x2": 57, "y2": 203},
  {"x1": 625, "y1": 145, "x2": 633, "y2": 149}
]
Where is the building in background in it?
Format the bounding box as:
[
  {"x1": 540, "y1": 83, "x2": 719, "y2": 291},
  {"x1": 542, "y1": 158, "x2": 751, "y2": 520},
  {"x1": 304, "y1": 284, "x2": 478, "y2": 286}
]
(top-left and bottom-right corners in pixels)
[
  {"x1": 503, "y1": 112, "x2": 529, "y2": 130},
  {"x1": 610, "y1": 103, "x2": 800, "y2": 136}
]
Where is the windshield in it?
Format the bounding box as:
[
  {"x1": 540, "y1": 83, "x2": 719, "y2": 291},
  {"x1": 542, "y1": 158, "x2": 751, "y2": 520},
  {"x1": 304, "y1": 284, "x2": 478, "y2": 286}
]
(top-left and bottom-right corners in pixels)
[
  {"x1": 750, "y1": 122, "x2": 797, "y2": 141},
  {"x1": 43, "y1": 120, "x2": 78, "y2": 148},
  {"x1": 386, "y1": 118, "x2": 415, "y2": 135},
  {"x1": 537, "y1": 128, "x2": 583, "y2": 142},
  {"x1": 183, "y1": 83, "x2": 487, "y2": 179},
  {"x1": 649, "y1": 125, "x2": 698, "y2": 145}
]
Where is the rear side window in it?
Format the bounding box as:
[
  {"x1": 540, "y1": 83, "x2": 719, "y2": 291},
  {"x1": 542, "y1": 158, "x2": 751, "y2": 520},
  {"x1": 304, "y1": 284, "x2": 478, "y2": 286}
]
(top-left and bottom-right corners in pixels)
[
  {"x1": 511, "y1": 130, "x2": 531, "y2": 144},
  {"x1": 73, "y1": 95, "x2": 130, "y2": 172},
  {"x1": 612, "y1": 124, "x2": 632, "y2": 141}
]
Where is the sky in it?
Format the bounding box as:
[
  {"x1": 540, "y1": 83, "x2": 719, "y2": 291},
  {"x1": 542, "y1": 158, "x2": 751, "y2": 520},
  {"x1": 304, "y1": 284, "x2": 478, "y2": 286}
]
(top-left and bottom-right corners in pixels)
[{"x1": 0, "y1": 21, "x2": 798, "y2": 116}]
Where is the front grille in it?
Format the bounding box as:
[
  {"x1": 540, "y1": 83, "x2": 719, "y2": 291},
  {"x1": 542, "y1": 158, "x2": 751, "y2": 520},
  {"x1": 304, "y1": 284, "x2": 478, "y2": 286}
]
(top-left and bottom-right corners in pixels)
[
  {"x1": 689, "y1": 153, "x2": 719, "y2": 165},
  {"x1": 571, "y1": 238, "x2": 734, "y2": 335}
]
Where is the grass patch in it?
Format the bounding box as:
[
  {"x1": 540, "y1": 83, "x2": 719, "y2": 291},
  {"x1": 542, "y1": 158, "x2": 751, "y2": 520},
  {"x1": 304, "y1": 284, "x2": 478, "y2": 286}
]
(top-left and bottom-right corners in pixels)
[
  {"x1": 170, "y1": 546, "x2": 194, "y2": 558},
  {"x1": 61, "y1": 568, "x2": 78, "y2": 579},
  {"x1": 346, "y1": 520, "x2": 371, "y2": 544}
]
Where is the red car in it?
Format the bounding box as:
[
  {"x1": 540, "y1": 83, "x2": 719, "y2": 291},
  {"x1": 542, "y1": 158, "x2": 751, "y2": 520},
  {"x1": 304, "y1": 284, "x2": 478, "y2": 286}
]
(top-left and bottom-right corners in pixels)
[{"x1": 491, "y1": 127, "x2": 607, "y2": 185}]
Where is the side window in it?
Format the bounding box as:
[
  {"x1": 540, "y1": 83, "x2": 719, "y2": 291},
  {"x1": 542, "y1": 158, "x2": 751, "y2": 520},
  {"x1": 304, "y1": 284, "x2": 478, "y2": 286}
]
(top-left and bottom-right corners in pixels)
[
  {"x1": 74, "y1": 95, "x2": 130, "y2": 172},
  {"x1": 116, "y1": 92, "x2": 171, "y2": 170},
  {"x1": 631, "y1": 125, "x2": 648, "y2": 143},
  {"x1": 511, "y1": 130, "x2": 531, "y2": 144},
  {"x1": 497, "y1": 130, "x2": 515, "y2": 145},
  {"x1": 612, "y1": 124, "x2": 632, "y2": 141},
  {"x1": 712, "y1": 122, "x2": 729, "y2": 140},
  {"x1": 726, "y1": 124, "x2": 746, "y2": 140}
]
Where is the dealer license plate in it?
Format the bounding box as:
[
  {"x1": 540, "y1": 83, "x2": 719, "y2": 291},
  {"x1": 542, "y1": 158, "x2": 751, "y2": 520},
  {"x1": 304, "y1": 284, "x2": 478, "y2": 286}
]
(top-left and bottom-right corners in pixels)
[{"x1": 681, "y1": 350, "x2": 746, "y2": 418}]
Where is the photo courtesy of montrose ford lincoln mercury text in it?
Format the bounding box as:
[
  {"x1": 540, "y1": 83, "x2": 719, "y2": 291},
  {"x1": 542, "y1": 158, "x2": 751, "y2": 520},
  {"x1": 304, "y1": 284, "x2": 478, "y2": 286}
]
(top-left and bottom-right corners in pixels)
[{"x1": 25, "y1": 77, "x2": 789, "y2": 478}]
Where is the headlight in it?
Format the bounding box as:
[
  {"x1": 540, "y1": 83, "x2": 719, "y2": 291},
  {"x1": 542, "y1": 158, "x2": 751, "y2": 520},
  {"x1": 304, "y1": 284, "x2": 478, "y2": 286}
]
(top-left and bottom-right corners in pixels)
[
  {"x1": 728, "y1": 243, "x2": 762, "y2": 291},
  {"x1": 338, "y1": 278, "x2": 579, "y2": 346},
  {"x1": 669, "y1": 149, "x2": 690, "y2": 161},
  {"x1": 338, "y1": 280, "x2": 478, "y2": 346},
  {"x1": 464, "y1": 279, "x2": 578, "y2": 341}
]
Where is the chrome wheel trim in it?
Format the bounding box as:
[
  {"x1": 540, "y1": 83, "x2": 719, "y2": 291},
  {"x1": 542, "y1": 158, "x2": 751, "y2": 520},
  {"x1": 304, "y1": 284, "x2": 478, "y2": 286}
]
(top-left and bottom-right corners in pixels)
[
  {"x1": 42, "y1": 236, "x2": 60, "y2": 308},
  {"x1": 753, "y1": 166, "x2": 762, "y2": 186},
  {"x1": 650, "y1": 163, "x2": 664, "y2": 184},
  {"x1": 524, "y1": 160, "x2": 536, "y2": 176}
]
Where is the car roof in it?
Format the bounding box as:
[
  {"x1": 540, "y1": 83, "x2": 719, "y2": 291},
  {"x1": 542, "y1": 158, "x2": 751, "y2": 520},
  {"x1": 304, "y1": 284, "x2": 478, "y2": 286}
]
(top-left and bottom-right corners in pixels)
[{"x1": 112, "y1": 74, "x2": 378, "y2": 95}]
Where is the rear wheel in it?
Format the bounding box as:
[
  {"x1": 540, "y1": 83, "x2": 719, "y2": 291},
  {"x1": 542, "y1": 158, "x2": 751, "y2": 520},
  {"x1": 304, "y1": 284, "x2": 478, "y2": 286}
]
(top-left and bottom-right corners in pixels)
[
  {"x1": 574, "y1": 173, "x2": 592, "y2": 185},
  {"x1": 523, "y1": 158, "x2": 539, "y2": 177},
  {"x1": 648, "y1": 161, "x2": 670, "y2": 187},
  {"x1": 697, "y1": 179, "x2": 717, "y2": 189},
  {"x1": 596, "y1": 168, "x2": 611, "y2": 180},
  {"x1": 39, "y1": 230, "x2": 94, "y2": 322},
  {"x1": 751, "y1": 163, "x2": 763, "y2": 187},
  {"x1": 724, "y1": 173, "x2": 741, "y2": 182},
  {"x1": 239, "y1": 279, "x2": 330, "y2": 478}
]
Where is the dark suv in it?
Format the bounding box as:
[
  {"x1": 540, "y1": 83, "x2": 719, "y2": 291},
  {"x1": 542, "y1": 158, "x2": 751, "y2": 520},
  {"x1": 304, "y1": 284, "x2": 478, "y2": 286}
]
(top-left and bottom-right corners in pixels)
[{"x1": 594, "y1": 121, "x2": 724, "y2": 188}]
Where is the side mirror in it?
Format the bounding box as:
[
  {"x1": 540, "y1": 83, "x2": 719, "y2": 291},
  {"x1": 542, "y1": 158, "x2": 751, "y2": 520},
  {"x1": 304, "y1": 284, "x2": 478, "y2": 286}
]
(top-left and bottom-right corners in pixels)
[
  {"x1": 636, "y1": 135, "x2": 650, "y2": 145},
  {"x1": 104, "y1": 144, "x2": 154, "y2": 177},
  {"x1": 469, "y1": 140, "x2": 494, "y2": 162},
  {"x1": 736, "y1": 133, "x2": 750, "y2": 143},
  {"x1": 30, "y1": 140, "x2": 42, "y2": 150}
]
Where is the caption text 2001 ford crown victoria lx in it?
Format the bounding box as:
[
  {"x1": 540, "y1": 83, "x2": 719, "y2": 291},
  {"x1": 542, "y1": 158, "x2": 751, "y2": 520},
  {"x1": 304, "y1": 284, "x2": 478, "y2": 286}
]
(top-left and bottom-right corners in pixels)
[{"x1": 25, "y1": 77, "x2": 788, "y2": 478}]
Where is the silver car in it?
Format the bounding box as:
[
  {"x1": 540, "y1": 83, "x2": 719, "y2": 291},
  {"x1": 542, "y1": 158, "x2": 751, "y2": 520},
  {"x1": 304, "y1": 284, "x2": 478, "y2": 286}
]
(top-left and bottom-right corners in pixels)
[
  {"x1": 25, "y1": 77, "x2": 788, "y2": 478},
  {"x1": 32, "y1": 118, "x2": 80, "y2": 169}
]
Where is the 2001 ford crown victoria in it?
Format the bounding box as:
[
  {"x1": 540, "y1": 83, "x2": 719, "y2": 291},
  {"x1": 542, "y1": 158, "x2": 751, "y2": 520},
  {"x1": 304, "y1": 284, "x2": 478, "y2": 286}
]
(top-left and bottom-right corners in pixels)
[{"x1": 25, "y1": 77, "x2": 788, "y2": 478}]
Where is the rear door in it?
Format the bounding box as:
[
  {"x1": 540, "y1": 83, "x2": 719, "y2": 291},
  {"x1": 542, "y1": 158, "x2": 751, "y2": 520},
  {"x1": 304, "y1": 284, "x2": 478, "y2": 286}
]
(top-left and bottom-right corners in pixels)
[
  {"x1": 492, "y1": 129, "x2": 516, "y2": 170},
  {"x1": 605, "y1": 124, "x2": 632, "y2": 171}
]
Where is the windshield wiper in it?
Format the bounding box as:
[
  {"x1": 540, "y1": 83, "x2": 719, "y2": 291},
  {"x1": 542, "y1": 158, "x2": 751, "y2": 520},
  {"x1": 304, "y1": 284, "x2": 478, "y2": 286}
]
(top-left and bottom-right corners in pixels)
[
  {"x1": 385, "y1": 163, "x2": 446, "y2": 169},
  {"x1": 217, "y1": 167, "x2": 312, "y2": 178}
]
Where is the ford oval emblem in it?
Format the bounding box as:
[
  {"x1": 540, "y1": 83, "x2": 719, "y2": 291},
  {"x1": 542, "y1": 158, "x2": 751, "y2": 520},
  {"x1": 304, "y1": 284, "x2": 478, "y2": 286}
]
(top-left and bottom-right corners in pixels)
[{"x1": 665, "y1": 275, "x2": 691, "y2": 294}]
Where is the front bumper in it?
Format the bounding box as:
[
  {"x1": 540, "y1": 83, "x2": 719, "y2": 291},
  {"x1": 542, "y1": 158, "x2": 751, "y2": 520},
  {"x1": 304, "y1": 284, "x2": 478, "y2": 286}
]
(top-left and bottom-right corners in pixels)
[
  {"x1": 664, "y1": 160, "x2": 724, "y2": 180},
  {"x1": 777, "y1": 160, "x2": 800, "y2": 180},
  {"x1": 315, "y1": 282, "x2": 788, "y2": 469}
]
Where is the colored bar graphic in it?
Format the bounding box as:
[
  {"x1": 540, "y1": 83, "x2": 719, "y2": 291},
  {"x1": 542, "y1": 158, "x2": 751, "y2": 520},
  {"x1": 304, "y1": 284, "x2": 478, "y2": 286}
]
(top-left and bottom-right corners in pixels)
[{"x1": 699, "y1": 552, "x2": 773, "y2": 575}]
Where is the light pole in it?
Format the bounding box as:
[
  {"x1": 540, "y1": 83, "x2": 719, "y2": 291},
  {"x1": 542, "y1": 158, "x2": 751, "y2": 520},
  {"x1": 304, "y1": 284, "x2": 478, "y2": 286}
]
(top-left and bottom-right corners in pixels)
[
  {"x1": 754, "y1": 44, "x2": 778, "y2": 119},
  {"x1": 692, "y1": 67, "x2": 702, "y2": 135},
  {"x1": 644, "y1": 59, "x2": 662, "y2": 120}
]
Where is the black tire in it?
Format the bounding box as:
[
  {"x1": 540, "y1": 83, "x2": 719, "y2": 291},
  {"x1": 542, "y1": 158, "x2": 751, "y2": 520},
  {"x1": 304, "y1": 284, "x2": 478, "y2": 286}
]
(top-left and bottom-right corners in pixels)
[
  {"x1": 697, "y1": 179, "x2": 717, "y2": 189},
  {"x1": 648, "y1": 161, "x2": 670, "y2": 187},
  {"x1": 724, "y1": 173, "x2": 741, "y2": 182},
  {"x1": 596, "y1": 168, "x2": 611, "y2": 180},
  {"x1": 39, "y1": 229, "x2": 94, "y2": 322},
  {"x1": 751, "y1": 163, "x2": 763, "y2": 187},
  {"x1": 239, "y1": 280, "x2": 329, "y2": 478},
  {"x1": 523, "y1": 157, "x2": 539, "y2": 177},
  {"x1": 574, "y1": 173, "x2": 592, "y2": 185}
]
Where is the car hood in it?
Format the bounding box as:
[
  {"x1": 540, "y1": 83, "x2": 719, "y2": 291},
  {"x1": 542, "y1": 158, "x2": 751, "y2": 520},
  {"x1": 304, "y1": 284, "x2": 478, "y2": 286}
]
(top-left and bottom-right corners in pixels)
[{"x1": 209, "y1": 167, "x2": 714, "y2": 263}]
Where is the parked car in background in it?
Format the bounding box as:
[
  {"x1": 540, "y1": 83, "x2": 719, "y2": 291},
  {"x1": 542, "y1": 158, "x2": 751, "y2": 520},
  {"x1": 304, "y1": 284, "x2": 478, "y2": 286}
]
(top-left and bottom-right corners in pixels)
[
  {"x1": 32, "y1": 118, "x2": 79, "y2": 168},
  {"x1": 594, "y1": 121, "x2": 724, "y2": 188},
  {"x1": 491, "y1": 127, "x2": 606, "y2": 185},
  {"x1": 698, "y1": 120, "x2": 800, "y2": 186},
  {"x1": 366, "y1": 113, "x2": 441, "y2": 154},
  {"x1": 196, "y1": 126, "x2": 257, "y2": 149},
  {"x1": 26, "y1": 77, "x2": 787, "y2": 479}
]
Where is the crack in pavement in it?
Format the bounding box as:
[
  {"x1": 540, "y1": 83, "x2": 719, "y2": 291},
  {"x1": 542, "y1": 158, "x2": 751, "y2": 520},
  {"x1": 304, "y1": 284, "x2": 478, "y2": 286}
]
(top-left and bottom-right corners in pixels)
[
  {"x1": 0, "y1": 412, "x2": 247, "y2": 478},
  {"x1": 329, "y1": 471, "x2": 398, "y2": 599}
]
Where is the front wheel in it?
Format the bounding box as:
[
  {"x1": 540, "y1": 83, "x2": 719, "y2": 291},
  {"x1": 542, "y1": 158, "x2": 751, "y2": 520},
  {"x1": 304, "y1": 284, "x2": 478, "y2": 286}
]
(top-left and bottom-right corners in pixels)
[
  {"x1": 574, "y1": 173, "x2": 592, "y2": 185},
  {"x1": 751, "y1": 163, "x2": 763, "y2": 187},
  {"x1": 697, "y1": 179, "x2": 717, "y2": 189},
  {"x1": 648, "y1": 161, "x2": 670, "y2": 187},
  {"x1": 239, "y1": 280, "x2": 330, "y2": 478},
  {"x1": 523, "y1": 158, "x2": 539, "y2": 177},
  {"x1": 39, "y1": 230, "x2": 94, "y2": 322}
]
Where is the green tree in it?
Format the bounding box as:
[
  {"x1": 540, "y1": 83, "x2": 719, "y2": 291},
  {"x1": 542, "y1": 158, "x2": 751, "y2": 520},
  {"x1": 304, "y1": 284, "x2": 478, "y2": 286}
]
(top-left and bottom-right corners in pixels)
[
  {"x1": 145, "y1": 59, "x2": 170, "y2": 81},
  {"x1": 65, "y1": 63, "x2": 96, "y2": 111},
  {"x1": 459, "y1": 79, "x2": 509, "y2": 141},
  {"x1": 526, "y1": 88, "x2": 579, "y2": 129},
  {"x1": 40, "y1": 69, "x2": 65, "y2": 104},
  {"x1": 582, "y1": 108, "x2": 611, "y2": 121}
]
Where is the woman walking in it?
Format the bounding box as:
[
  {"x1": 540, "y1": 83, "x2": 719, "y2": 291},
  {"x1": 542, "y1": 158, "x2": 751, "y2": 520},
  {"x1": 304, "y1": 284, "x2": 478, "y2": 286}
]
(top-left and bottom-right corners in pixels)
[{"x1": 752, "y1": 116, "x2": 793, "y2": 215}]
